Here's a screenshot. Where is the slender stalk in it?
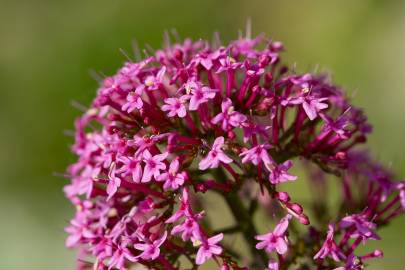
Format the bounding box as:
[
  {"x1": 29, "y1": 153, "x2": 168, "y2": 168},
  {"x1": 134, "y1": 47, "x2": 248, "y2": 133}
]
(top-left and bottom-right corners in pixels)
[{"x1": 223, "y1": 192, "x2": 268, "y2": 269}]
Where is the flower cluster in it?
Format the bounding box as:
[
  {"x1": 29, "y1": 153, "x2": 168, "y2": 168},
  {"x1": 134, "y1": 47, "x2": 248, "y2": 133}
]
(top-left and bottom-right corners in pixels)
[{"x1": 64, "y1": 32, "x2": 404, "y2": 270}]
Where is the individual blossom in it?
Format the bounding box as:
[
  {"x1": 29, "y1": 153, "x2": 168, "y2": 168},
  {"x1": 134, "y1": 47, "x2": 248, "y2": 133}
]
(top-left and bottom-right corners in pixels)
[
  {"x1": 143, "y1": 66, "x2": 166, "y2": 90},
  {"x1": 268, "y1": 160, "x2": 297, "y2": 184},
  {"x1": 116, "y1": 155, "x2": 143, "y2": 183},
  {"x1": 199, "y1": 136, "x2": 233, "y2": 170},
  {"x1": 195, "y1": 233, "x2": 224, "y2": 265},
  {"x1": 314, "y1": 224, "x2": 346, "y2": 262},
  {"x1": 241, "y1": 122, "x2": 270, "y2": 143},
  {"x1": 287, "y1": 93, "x2": 329, "y2": 121},
  {"x1": 240, "y1": 144, "x2": 273, "y2": 166},
  {"x1": 255, "y1": 215, "x2": 291, "y2": 254},
  {"x1": 339, "y1": 213, "x2": 380, "y2": 241},
  {"x1": 166, "y1": 188, "x2": 192, "y2": 223},
  {"x1": 121, "y1": 86, "x2": 144, "y2": 113},
  {"x1": 134, "y1": 231, "x2": 167, "y2": 260},
  {"x1": 108, "y1": 239, "x2": 138, "y2": 269},
  {"x1": 156, "y1": 159, "x2": 187, "y2": 190},
  {"x1": 171, "y1": 216, "x2": 201, "y2": 241},
  {"x1": 184, "y1": 81, "x2": 218, "y2": 111},
  {"x1": 161, "y1": 96, "x2": 188, "y2": 118},
  {"x1": 141, "y1": 150, "x2": 168, "y2": 183},
  {"x1": 334, "y1": 255, "x2": 363, "y2": 270},
  {"x1": 211, "y1": 98, "x2": 247, "y2": 131},
  {"x1": 107, "y1": 163, "x2": 122, "y2": 199}
]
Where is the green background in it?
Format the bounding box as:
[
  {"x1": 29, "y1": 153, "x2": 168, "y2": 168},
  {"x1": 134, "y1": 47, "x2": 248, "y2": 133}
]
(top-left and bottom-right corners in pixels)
[{"x1": 1, "y1": 0, "x2": 404, "y2": 269}]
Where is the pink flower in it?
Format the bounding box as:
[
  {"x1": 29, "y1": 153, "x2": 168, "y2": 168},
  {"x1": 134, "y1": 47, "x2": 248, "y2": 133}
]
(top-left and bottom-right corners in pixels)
[
  {"x1": 121, "y1": 85, "x2": 144, "y2": 113},
  {"x1": 268, "y1": 160, "x2": 297, "y2": 184},
  {"x1": 333, "y1": 255, "x2": 363, "y2": 270},
  {"x1": 143, "y1": 66, "x2": 166, "y2": 91},
  {"x1": 340, "y1": 213, "x2": 380, "y2": 241},
  {"x1": 255, "y1": 215, "x2": 291, "y2": 254},
  {"x1": 141, "y1": 150, "x2": 168, "y2": 183},
  {"x1": 156, "y1": 159, "x2": 186, "y2": 190},
  {"x1": 241, "y1": 122, "x2": 270, "y2": 143},
  {"x1": 162, "y1": 96, "x2": 188, "y2": 118},
  {"x1": 314, "y1": 224, "x2": 346, "y2": 262},
  {"x1": 240, "y1": 144, "x2": 273, "y2": 166},
  {"x1": 134, "y1": 231, "x2": 167, "y2": 260},
  {"x1": 117, "y1": 155, "x2": 142, "y2": 183},
  {"x1": 166, "y1": 188, "x2": 192, "y2": 223},
  {"x1": 185, "y1": 81, "x2": 217, "y2": 111},
  {"x1": 65, "y1": 214, "x2": 96, "y2": 248},
  {"x1": 108, "y1": 239, "x2": 138, "y2": 270},
  {"x1": 291, "y1": 95, "x2": 329, "y2": 121},
  {"x1": 195, "y1": 233, "x2": 224, "y2": 265},
  {"x1": 211, "y1": 98, "x2": 247, "y2": 131},
  {"x1": 199, "y1": 137, "x2": 233, "y2": 170},
  {"x1": 107, "y1": 163, "x2": 121, "y2": 199},
  {"x1": 216, "y1": 56, "x2": 242, "y2": 73},
  {"x1": 171, "y1": 216, "x2": 201, "y2": 241},
  {"x1": 65, "y1": 32, "x2": 402, "y2": 270}
]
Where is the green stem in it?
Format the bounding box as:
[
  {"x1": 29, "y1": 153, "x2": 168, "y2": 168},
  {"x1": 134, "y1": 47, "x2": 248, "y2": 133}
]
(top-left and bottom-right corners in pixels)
[{"x1": 224, "y1": 192, "x2": 268, "y2": 269}]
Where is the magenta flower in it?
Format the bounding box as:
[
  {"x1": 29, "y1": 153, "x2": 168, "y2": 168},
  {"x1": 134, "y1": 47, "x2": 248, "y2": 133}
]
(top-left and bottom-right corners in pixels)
[
  {"x1": 108, "y1": 239, "x2": 138, "y2": 269},
  {"x1": 241, "y1": 122, "x2": 270, "y2": 143},
  {"x1": 141, "y1": 150, "x2": 168, "y2": 183},
  {"x1": 314, "y1": 224, "x2": 346, "y2": 262},
  {"x1": 195, "y1": 233, "x2": 224, "y2": 265},
  {"x1": 216, "y1": 56, "x2": 241, "y2": 73},
  {"x1": 287, "y1": 94, "x2": 329, "y2": 120},
  {"x1": 134, "y1": 231, "x2": 167, "y2": 260},
  {"x1": 185, "y1": 81, "x2": 217, "y2": 111},
  {"x1": 107, "y1": 163, "x2": 121, "y2": 199},
  {"x1": 340, "y1": 213, "x2": 380, "y2": 241},
  {"x1": 156, "y1": 159, "x2": 186, "y2": 190},
  {"x1": 166, "y1": 188, "x2": 191, "y2": 223},
  {"x1": 65, "y1": 213, "x2": 96, "y2": 248},
  {"x1": 255, "y1": 215, "x2": 291, "y2": 254},
  {"x1": 143, "y1": 66, "x2": 166, "y2": 90},
  {"x1": 121, "y1": 86, "x2": 144, "y2": 113},
  {"x1": 240, "y1": 144, "x2": 273, "y2": 166},
  {"x1": 162, "y1": 96, "x2": 188, "y2": 118},
  {"x1": 199, "y1": 136, "x2": 233, "y2": 170},
  {"x1": 171, "y1": 216, "x2": 201, "y2": 241},
  {"x1": 268, "y1": 160, "x2": 297, "y2": 184},
  {"x1": 65, "y1": 32, "x2": 403, "y2": 270},
  {"x1": 117, "y1": 155, "x2": 142, "y2": 183},
  {"x1": 211, "y1": 98, "x2": 247, "y2": 130},
  {"x1": 333, "y1": 255, "x2": 363, "y2": 270}
]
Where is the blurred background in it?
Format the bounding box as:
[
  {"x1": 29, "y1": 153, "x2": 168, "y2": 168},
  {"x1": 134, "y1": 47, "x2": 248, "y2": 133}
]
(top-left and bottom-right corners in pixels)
[{"x1": 1, "y1": 0, "x2": 404, "y2": 269}]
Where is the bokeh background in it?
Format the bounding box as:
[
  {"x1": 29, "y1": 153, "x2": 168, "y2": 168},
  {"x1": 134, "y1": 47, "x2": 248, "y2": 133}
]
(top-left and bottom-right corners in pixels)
[{"x1": 1, "y1": 0, "x2": 404, "y2": 269}]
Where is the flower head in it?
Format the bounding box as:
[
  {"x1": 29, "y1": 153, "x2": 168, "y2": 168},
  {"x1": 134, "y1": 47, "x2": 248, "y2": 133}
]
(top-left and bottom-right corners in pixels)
[{"x1": 65, "y1": 32, "x2": 403, "y2": 270}]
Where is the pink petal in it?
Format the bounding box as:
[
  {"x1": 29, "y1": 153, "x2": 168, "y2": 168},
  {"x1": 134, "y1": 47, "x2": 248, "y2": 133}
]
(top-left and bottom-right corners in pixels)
[{"x1": 275, "y1": 238, "x2": 288, "y2": 254}]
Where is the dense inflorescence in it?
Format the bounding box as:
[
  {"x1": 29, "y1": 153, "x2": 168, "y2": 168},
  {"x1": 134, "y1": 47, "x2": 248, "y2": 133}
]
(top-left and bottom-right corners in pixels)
[{"x1": 64, "y1": 32, "x2": 405, "y2": 270}]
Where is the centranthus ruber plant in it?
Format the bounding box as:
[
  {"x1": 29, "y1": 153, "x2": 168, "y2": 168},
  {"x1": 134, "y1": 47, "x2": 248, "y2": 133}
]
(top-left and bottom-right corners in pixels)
[{"x1": 64, "y1": 30, "x2": 405, "y2": 270}]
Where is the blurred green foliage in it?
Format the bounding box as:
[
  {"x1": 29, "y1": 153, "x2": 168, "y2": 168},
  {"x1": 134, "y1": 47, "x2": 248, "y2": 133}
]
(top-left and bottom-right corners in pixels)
[{"x1": 1, "y1": 0, "x2": 404, "y2": 269}]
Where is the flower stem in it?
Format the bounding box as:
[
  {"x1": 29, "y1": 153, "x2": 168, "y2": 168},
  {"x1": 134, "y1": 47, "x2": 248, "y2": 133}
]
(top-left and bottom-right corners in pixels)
[{"x1": 223, "y1": 191, "x2": 268, "y2": 268}]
